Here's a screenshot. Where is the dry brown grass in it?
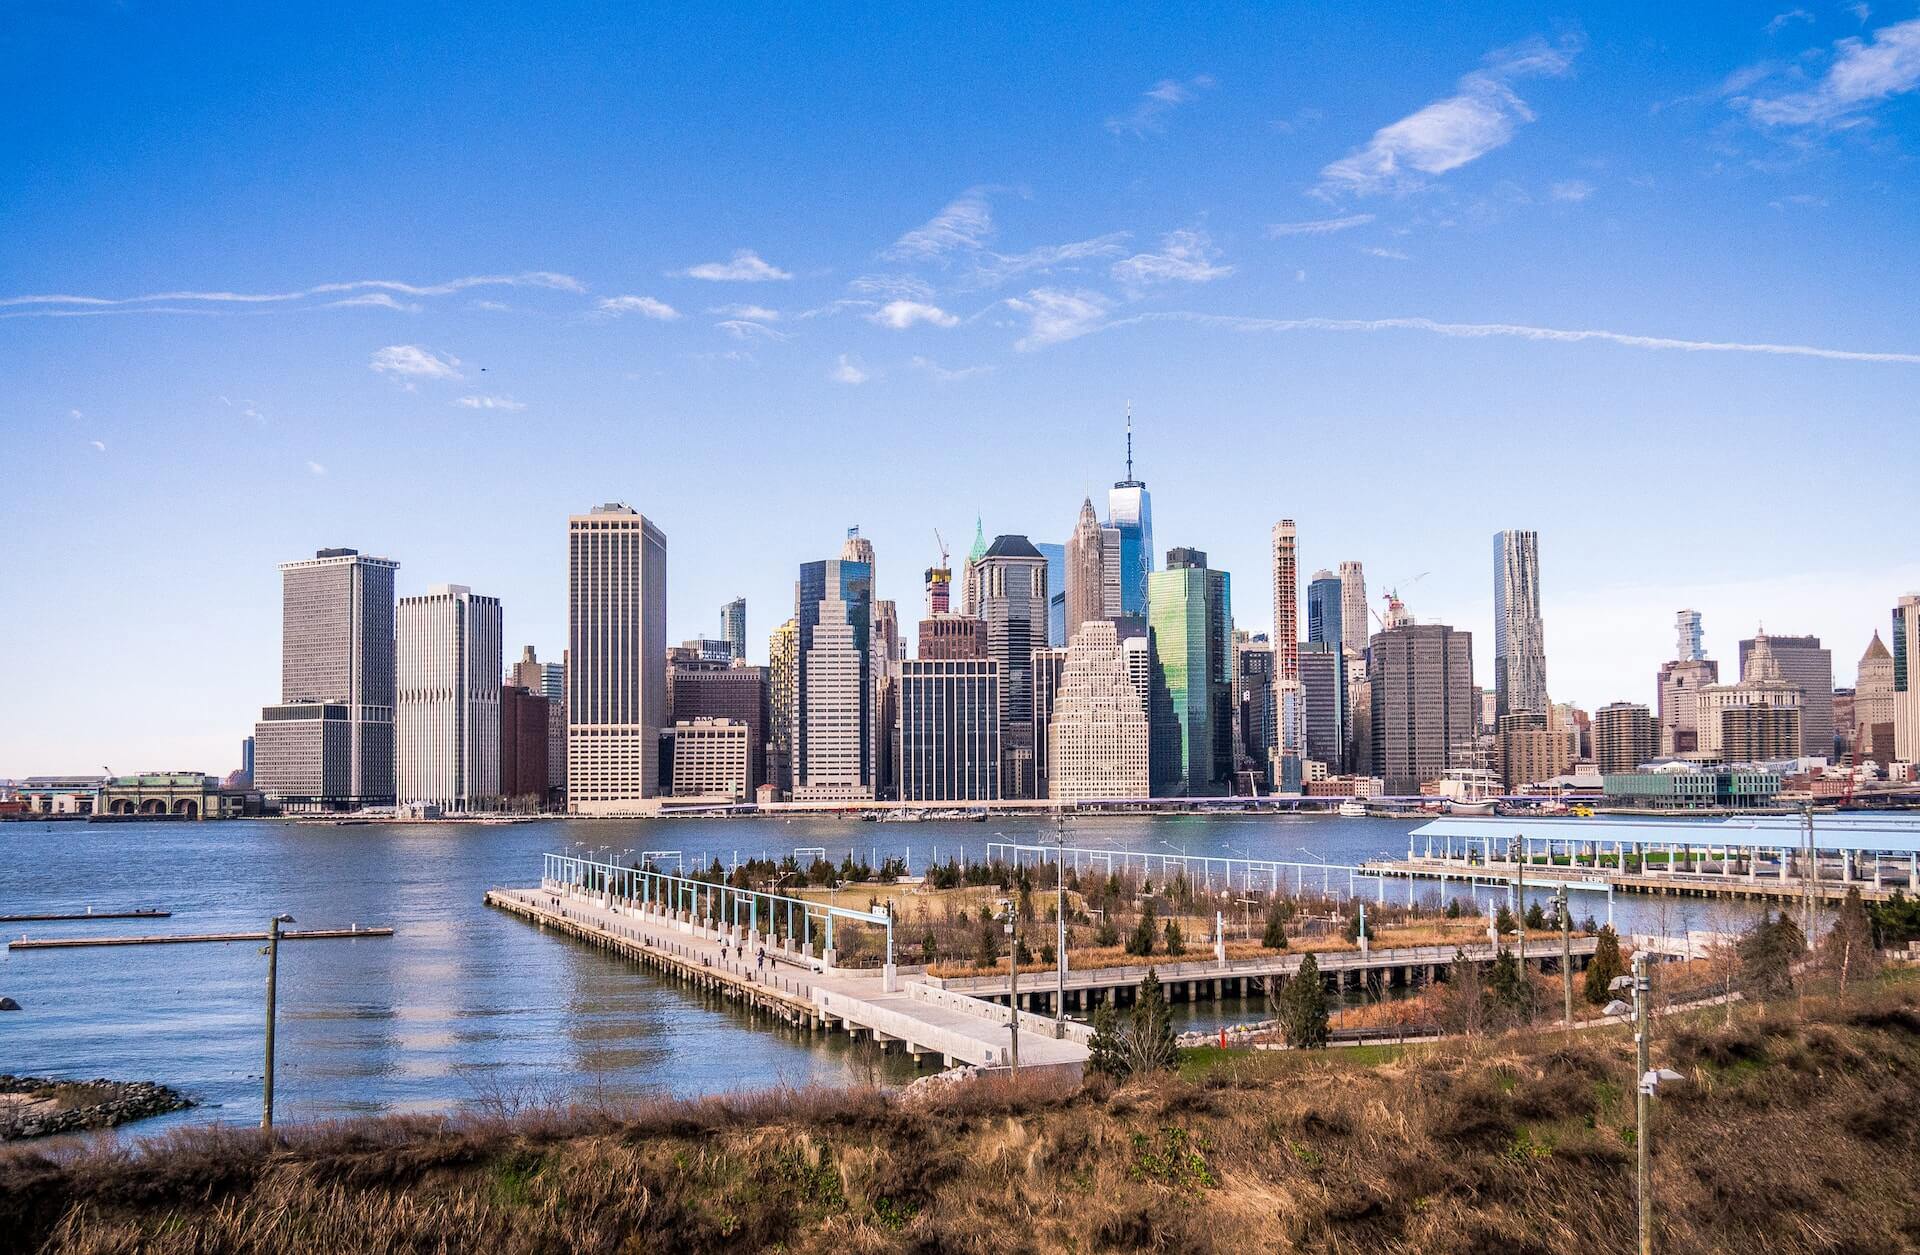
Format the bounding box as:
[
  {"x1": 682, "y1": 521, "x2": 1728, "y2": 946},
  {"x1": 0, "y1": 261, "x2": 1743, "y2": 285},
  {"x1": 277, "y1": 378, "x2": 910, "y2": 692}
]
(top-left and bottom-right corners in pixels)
[{"x1": 8, "y1": 976, "x2": 1920, "y2": 1254}]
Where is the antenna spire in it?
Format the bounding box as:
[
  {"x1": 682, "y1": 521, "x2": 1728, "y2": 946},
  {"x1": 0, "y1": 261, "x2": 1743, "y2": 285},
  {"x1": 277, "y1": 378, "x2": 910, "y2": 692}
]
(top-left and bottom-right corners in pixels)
[{"x1": 1125, "y1": 401, "x2": 1133, "y2": 482}]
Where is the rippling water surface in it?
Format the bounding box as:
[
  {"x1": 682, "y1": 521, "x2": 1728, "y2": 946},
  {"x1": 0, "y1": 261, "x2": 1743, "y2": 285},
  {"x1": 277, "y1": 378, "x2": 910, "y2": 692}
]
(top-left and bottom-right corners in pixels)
[{"x1": 0, "y1": 812, "x2": 1747, "y2": 1135}]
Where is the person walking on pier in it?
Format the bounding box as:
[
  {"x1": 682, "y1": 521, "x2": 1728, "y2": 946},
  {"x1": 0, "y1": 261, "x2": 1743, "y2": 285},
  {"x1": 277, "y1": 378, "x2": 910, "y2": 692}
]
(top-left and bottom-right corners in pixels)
[{"x1": 756, "y1": 946, "x2": 765, "y2": 974}]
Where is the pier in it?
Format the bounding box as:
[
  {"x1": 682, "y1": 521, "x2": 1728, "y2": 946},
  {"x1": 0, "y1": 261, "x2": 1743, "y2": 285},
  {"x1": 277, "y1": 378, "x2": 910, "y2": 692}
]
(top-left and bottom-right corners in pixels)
[
  {"x1": 1366, "y1": 816, "x2": 1920, "y2": 906},
  {"x1": 487, "y1": 854, "x2": 1090, "y2": 1071},
  {"x1": 8, "y1": 925, "x2": 392, "y2": 950}
]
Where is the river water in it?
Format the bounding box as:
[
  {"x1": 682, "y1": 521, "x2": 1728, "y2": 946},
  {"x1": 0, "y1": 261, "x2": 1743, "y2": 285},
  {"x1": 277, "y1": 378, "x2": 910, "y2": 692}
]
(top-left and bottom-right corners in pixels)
[{"x1": 0, "y1": 812, "x2": 1752, "y2": 1135}]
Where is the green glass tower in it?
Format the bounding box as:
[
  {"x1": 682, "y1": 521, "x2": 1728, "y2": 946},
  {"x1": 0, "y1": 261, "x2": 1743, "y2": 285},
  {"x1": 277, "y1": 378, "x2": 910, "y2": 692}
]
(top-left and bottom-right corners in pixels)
[{"x1": 1146, "y1": 548, "x2": 1233, "y2": 796}]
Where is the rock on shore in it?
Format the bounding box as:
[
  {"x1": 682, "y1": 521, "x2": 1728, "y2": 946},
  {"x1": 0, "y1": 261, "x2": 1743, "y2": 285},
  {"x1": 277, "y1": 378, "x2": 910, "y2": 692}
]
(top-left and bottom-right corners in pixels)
[{"x1": 0, "y1": 1075, "x2": 194, "y2": 1141}]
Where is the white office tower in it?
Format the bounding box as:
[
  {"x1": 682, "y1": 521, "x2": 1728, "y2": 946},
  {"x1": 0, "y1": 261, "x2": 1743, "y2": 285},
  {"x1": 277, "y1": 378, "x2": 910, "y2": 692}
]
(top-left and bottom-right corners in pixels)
[
  {"x1": 1895, "y1": 594, "x2": 1920, "y2": 762},
  {"x1": 1049, "y1": 621, "x2": 1149, "y2": 800},
  {"x1": 1676, "y1": 609, "x2": 1705, "y2": 662},
  {"x1": 801, "y1": 597, "x2": 870, "y2": 797},
  {"x1": 1338, "y1": 560, "x2": 1368, "y2": 657},
  {"x1": 396, "y1": 584, "x2": 502, "y2": 810},
  {"x1": 567, "y1": 504, "x2": 667, "y2": 812}
]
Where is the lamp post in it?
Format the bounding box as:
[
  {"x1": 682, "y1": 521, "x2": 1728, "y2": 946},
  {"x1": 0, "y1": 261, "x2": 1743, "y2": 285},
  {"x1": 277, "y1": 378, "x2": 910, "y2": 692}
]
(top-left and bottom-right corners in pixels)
[
  {"x1": 1004, "y1": 899, "x2": 1020, "y2": 1073},
  {"x1": 261, "y1": 912, "x2": 296, "y2": 1132},
  {"x1": 1055, "y1": 808, "x2": 1069, "y2": 1038},
  {"x1": 1554, "y1": 886, "x2": 1573, "y2": 1027},
  {"x1": 1605, "y1": 952, "x2": 1679, "y2": 1255}
]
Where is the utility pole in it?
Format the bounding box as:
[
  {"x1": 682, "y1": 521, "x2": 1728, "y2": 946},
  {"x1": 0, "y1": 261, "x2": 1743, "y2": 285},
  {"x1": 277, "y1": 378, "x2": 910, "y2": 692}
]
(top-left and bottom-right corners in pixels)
[
  {"x1": 261, "y1": 912, "x2": 294, "y2": 1132},
  {"x1": 1634, "y1": 950, "x2": 1653, "y2": 1255},
  {"x1": 1514, "y1": 835, "x2": 1528, "y2": 1022},
  {"x1": 1556, "y1": 887, "x2": 1573, "y2": 1027},
  {"x1": 1800, "y1": 804, "x2": 1817, "y2": 950},
  {"x1": 1055, "y1": 809, "x2": 1068, "y2": 1038},
  {"x1": 1005, "y1": 899, "x2": 1020, "y2": 1073}
]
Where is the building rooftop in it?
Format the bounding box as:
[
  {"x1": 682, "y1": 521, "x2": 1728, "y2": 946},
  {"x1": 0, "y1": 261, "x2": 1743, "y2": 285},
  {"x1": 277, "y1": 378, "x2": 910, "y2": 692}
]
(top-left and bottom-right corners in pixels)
[{"x1": 983, "y1": 534, "x2": 1043, "y2": 560}]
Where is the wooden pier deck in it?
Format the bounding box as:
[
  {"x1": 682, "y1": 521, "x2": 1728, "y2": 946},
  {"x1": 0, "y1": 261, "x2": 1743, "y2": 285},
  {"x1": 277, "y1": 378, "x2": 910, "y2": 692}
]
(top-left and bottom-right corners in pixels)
[
  {"x1": 8, "y1": 925, "x2": 392, "y2": 949},
  {"x1": 1364, "y1": 857, "x2": 1908, "y2": 905},
  {"x1": 485, "y1": 885, "x2": 1090, "y2": 1071}
]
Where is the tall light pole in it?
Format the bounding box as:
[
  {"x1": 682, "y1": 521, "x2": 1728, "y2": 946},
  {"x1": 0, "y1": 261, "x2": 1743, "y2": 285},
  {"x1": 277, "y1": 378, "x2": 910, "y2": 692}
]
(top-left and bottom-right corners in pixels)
[
  {"x1": 1555, "y1": 886, "x2": 1573, "y2": 1027},
  {"x1": 1055, "y1": 808, "x2": 1068, "y2": 1038},
  {"x1": 1004, "y1": 898, "x2": 1020, "y2": 1073},
  {"x1": 261, "y1": 912, "x2": 295, "y2": 1132},
  {"x1": 1633, "y1": 952, "x2": 1652, "y2": 1254}
]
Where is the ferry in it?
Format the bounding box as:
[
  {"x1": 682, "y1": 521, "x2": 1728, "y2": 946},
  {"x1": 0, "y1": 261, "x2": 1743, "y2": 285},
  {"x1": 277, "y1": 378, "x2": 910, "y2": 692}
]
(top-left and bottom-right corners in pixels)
[{"x1": 1336, "y1": 800, "x2": 1368, "y2": 818}]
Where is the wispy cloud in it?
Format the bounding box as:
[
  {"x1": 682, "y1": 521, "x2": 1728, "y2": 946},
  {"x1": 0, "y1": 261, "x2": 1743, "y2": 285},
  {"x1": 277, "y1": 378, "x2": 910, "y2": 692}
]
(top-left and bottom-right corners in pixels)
[
  {"x1": 716, "y1": 319, "x2": 789, "y2": 341},
  {"x1": 457, "y1": 395, "x2": 526, "y2": 411},
  {"x1": 678, "y1": 250, "x2": 792, "y2": 281},
  {"x1": 0, "y1": 271, "x2": 583, "y2": 313},
  {"x1": 869, "y1": 300, "x2": 960, "y2": 330},
  {"x1": 910, "y1": 356, "x2": 995, "y2": 382},
  {"x1": 829, "y1": 354, "x2": 870, "y2": 384},
  {"x1": 1105, "y1": 74, "x2": 1215, "y2": 136},
  {"x1": 710, "y1": 304, "x2": 781, "y2": 322},
  {"x1": 89, "y1": 439, "x2": 106, "y2": 453},
  {"x1": 597, "y1": 294, "x2": 680, "y2": 320},
  {"x1": 369, "y1": 344, "x2": 461, "y2": 380},
  {"x1": 885, "y1": 188, "x2": 997, "y2": 260},
  {"x1": 1007, "y1": 288, "x2": 1111, "y2": 351},
  {"x1": 968, "y1": 234, "x2": 1129, "y2": 288},
  {"x1": 1549, "y1": 178, "x2": 1595, "y2": 201},
  {"x1": 306, "y1": 461, "x2": 327, "y2": 476},
  {"x1": 1318, "y1": 36, "x2": 1583, "y2": 197},
  {"x1": 1110, "y1": 229, "x2": 1233, "y2": 293},
  {"x1": 327, "y1": 292, "x2": 422, "y2": 312},
  {"x1": 1360, "y1": 246, "x2": 1411, "y2": 260},
  {"x1": 1766, "y1": 9, "x2": 1815, "y2": 34},
  {"x1": 1737, "y1": 16, "x2": 1920, "y2": 127},
  {"x1": 847, "y1": 274, "x2": 936, "y2": 302},
  {"x1": 1265, "y1": 213, "x2": 1376, "y2": 237},
  {"x1": 1097, "y1": 310, "x2": 1920, "y2": 365}
]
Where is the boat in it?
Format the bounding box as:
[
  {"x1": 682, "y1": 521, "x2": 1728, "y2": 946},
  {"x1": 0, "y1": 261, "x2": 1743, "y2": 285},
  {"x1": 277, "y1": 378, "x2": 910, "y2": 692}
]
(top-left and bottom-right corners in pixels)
[
  {"x1": 1444, "y1": 798, "x2": 1497, "y2": 816},
  {"x1": 1336, "y1": 800, "x2": 1368, "y2": 818}
]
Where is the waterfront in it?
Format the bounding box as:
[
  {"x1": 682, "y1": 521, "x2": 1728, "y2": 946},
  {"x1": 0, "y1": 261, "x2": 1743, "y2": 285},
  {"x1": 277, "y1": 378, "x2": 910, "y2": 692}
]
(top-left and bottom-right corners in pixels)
[{"x1": 1, "y1": 813, "x2": 1767, "y2": 1136}]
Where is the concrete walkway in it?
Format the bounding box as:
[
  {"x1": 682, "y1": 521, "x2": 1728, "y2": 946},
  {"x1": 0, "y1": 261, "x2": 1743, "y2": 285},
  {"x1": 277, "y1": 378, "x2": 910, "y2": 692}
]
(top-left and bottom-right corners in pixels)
[{"x1": 488, "y1": 884, "x2": 1089, "y2": 1071}]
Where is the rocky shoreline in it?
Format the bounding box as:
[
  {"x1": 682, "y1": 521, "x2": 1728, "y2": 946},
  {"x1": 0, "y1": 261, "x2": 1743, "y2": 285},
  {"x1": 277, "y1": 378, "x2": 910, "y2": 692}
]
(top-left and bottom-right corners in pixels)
[{"x1": 0, "y1": 1075, "x2": 194, "y2": 1141}]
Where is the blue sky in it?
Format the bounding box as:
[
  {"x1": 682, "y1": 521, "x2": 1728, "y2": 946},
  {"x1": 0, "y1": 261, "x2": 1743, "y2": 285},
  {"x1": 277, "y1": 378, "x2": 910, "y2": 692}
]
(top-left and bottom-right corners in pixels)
[{"x1": 4, "y1": 2, "x2": 1918, "y2": 774}]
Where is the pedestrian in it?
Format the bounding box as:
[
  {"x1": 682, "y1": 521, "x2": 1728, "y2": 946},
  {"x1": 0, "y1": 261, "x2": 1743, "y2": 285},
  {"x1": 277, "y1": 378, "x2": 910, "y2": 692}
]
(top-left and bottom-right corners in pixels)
[{"x1": 756, "y1": 946, "x2": 765, "y2": 972}]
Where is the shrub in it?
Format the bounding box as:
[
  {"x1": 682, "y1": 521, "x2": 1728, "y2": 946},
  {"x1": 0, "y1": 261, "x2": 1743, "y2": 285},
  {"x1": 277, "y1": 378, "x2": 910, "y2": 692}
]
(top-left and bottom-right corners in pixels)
[
  {"x1": 1583, "y1": 926, "x2": 1625, "y2": 1006},
  {"x1": 1280, "y1": 954, "x2": 1330, "y2": 1049}
]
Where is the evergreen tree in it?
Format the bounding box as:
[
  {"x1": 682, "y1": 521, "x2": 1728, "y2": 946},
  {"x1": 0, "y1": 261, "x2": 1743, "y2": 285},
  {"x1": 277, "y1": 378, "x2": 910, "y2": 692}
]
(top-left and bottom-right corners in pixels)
[
  {"x1": 1263, "y1": 905, "x2": 1289, "y2": 949},
  {"x1": 1095, "y1": 914, "x2": 1120, "y2": 947},
  {"x1": 1495, "y1": 904, "x2": 1517, "y2": 935},
  {"x1": 1164, "y1": 919, "x2": 1186, "y2": 956},
  {"x1": 1280, "y1": 953, "x2": 1331, "y2": 1049},
  {"x1": 1738, "y1": 910, "x2": 1804, "y2": 999},
  {"x1": 1868, "y1": 890, "x2": 1920, "y2": 950},
  {"x1": 1343, "y1": 909, "x2": 1371, "y2": 943},
  {"x1": 921, "y1": 929, "x2": 938, "y2": 965},
  {"x1": 1125, "y1": 969, "x2": 1181, "y2": 1074},
  {"x1": 1127, "y1": 900, "x2": 1159, "y2": 957},
  {"x1": 1487, "y1": 946, "x2": 1530, "y2": 1021},
  {"x1": 1087, "y1": 1002, "x2": 1126, "y2": 1078},
  {"x1": 1583, "y1": 925, "x2": 1625, "y2": 1006},
  {"x1": 1822, "y1": 887, "x2": 1880, "y2": 989},
  {"x1": 1524, "y1": 901, "x2": 1547, "y2": 931},
  {"x1": 1446, "y1": 898, "x2": 1463, "y2": 919},
  {"x1": 975, "y1": 912, "x2": 1000, "y2": 968}
]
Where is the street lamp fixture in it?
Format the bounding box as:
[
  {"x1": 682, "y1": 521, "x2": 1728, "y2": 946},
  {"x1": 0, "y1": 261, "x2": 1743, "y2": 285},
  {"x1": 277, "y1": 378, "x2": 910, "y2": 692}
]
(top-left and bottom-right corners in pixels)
[{"x1": 261, "y1": 913, "x2": 296, "y2": 1132}]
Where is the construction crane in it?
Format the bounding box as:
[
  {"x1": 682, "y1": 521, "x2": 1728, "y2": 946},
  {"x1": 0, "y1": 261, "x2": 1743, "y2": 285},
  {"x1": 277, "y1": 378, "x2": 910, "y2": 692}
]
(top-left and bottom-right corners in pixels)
[
  {"x1": 933, "y1": 529, "x2": 949, "y2": 569},
  {"x1": 1370, "y1": 572, "x2": 1428, "y2": 631}
]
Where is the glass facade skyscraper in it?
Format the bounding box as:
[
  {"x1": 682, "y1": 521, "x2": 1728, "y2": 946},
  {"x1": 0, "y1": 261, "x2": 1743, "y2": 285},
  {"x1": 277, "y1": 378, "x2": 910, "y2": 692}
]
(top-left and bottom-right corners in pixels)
[
  {"x1": 1493, "y1": 529, "x2": 1548, "y2": 719},
  {"x1": 1146, "y1": 548, "x2": 1232, "y2": 796},
  {"x1": 1036, "y1": 541, "x2": 1067, "y2": 647},
  {"x1": 793, "y1": 558, "x2": 872, "y2": 799},
  {"x1": 1107, "y1": 412, "x2": 1153, "y2": 618},
  {"x1": 1307, "y1": 571, "x2": 1343, "y2": 649}
]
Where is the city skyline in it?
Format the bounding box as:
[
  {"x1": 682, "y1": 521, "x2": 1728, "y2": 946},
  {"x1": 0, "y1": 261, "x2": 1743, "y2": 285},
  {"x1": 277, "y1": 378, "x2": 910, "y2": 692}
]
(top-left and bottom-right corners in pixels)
[{"x1": 7, "y1": 3, "x2": 1920, "y2": 773}]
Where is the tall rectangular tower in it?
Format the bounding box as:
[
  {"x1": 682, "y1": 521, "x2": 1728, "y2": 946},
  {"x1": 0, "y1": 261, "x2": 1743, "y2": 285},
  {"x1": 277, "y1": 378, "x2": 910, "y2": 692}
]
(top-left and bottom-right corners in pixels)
[
  {"x1": 794, "y1": 559, "x2": 873, "y2": 800},
  {"x1": 1894, "y1": 595, "x2": 1919, "y2": 762},
  {"x1": 1148, "y1": 548, "x2": 1233, "y2": 797},
  {"x1": 976, "y1": 535, "x2": 1049, "y2": 797},
  {"x1": 1738, "y1": 633, "x2": 1834, "y2": 758},
  {"x1": 720, "y1": 597, "x2": 747, "y2": 662},
  {"x1": 1369, "y1": 620, "x2": 1475, "y2": 795},
  {"x1": 1307, "y1": 569, "x2": 1343, "y2": 648},
  {"x1": 567, "y1": 504, "x2": 667, "y2": 811},
  {"x1": 1338, "y1": 560, "x2": 1368, "y2": 657},
  {"x1": 1493, "y1": 529, "x2": 1548, "y2": 719},
  {"x1": 255, "y1": 547, "x2": 399, "y2": 808},
  {"x1": 1270, "y1": 520, "x2": 1303, "y2": 788},
  {"x1": 396, "y1": 584, "x2": 502, "y2": 809},
  {"x1": 1106, "y1": 413, "x2": 1153, "y2": 618}
]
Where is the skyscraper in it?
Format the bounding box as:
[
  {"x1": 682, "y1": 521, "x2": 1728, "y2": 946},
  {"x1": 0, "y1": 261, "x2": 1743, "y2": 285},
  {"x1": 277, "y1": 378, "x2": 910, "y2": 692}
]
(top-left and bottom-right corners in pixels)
[
  {"x1": 510, "y1": 644, "x2": 544, "y2": 692},
  {"x1": 924, "y1": 561, "x2": 951, "y2": 616},
  {"x1": 1235, "y1": 635, "x2": 1274, "y2": 780},
  {"x1": 566, "y1": 504, "x2": 667, "y2": 812},
  {"x1": 1369, "y1": 618, "x2": 1474, "y2": 796},
  {"x1": 1493, "y1": 530, "x2": 1548, "y2": 720},
  {"x1": 794, "y1": 558, "x2": 873, "y2": 800},
  {"x1": 1106, "y1": 411, "x2": 1154, "y2": 618},
  {"x1": 976, "y1": 535, "x2": 1049, "y2": 797},
  {"x1": 918, "y1": 613, "x2": 987, "y2": 659},
  {"x1": 1148, "y1": 548, "x2": 1233, "y2": 796},
  {"x1": 1030, "y1": 645, "x2": 1067, "y2": 797},
  {"x1": 767, "y1": 617, "x2": 797, "y2": 793},
  {"x1": 1306, "y1": 570, "x2": 1343, "y2": 648},
  {"x1": 1338, "y1": 561, "x2": 1368, "y2": 657},
  {"x1": 1695, "y1": 634, "x2": 1803, "y2": 760},
  {"x1": 1892, "y1": 594, "x2": 1919, "y2": 762},
  {"x1": 1592, "y1": 702, "x2": 1657, "y2": 776},
  {"x1": 396, "y1": 584, "x2": 502, "y2": 810},
  {"x1": 1065, "y1": 497, "x2": 1109, "y2": 644},
  {"x1": 1270, "y1": 520, "x2": 1303, "y2": 789},
  {"x1": 1299, "y1": 640, "x2": 1345, "y2": 773},
  {"x1": 1738, "y1": 633, "x2": 1834, "y2": 758},
  {"x1": 671, "y1": 665, "x2": 769, "y2": 792},
  {"x1": 720, "y1": 597, "x2": 747, "y2": 662},
  {"x1": 499, "y1": 684, "x2": 550, "y2": 805},
  {"x1": 960, "y1": 517, "x2": 988, "y2": 615},
  {"x1": 1101, "y1": 525, "x2": 1123, "y2": 618},
  {"x1": 1037, "y1": 541, "x2": 1067, "y2": 647},
  {"x1": 897, "y1": 659, "x2": 1001, "y2": 801},
  {"x1": 1676, "y1": 609, "x2": 1706, "y2": 662},
  {"x1": 1855, "y1": 631, "x2": 1896, "y2": 764},
  {"x1": 1048, "y1": 620, "x2": 1149, "y2": 800},
  {"x1": 1657, "y1": 609, "x2": 1719, "y2": 756},
  {"x1": 253, "y1": 547, "x2": 399, "y2": 809}
]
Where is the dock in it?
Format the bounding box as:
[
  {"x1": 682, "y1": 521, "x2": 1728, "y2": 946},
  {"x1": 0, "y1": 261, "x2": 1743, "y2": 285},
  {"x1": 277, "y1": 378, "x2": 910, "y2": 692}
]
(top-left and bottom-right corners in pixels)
[
  {"x1": 486, "y1": 884, "x2": 1087, "y2": 1070},
  {"x1": 8, "y1": 925, "x2": 393, "y2": 950},
  {"x1": 0, "y1": 909, "x2": 171, "y2": 923}
]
